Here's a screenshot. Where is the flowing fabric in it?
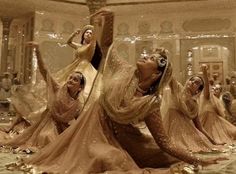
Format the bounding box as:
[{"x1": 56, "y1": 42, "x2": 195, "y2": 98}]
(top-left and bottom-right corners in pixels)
[
  {"x1": 199, "y1": 94, "x2": 236, "y2": 144},
  {"x1": 100, "y1": 49, "x2": 161, "y2": 125},
  {"x1": 221, "y1": 93, "x2": 236, "y2": 126},
  {"x1": 54, "y1": 25, "x2": 98, "y2": 100},
  {"x1": 0, "y1": 130, "x2": 10, "y2": 142},
  {"x1": 0, "y1": 114, "x2": 31, "y2": 141},
  {"x1": 10, "y1": 87, "x2": 47, "y2": 129},
  {"x1": 162, "y1": 79, "x2": 214, "y2": 152},
  {"x1": 22, "y1": 44, "x2": 172, "y2": 173},
  {"x1": 26, "y1": 102, "x2": 169, "y2": 174},
  {"x1": 10, "y1": 25, "x2": 99, "y2": 125},
  {"x1": 229, "y1": 100, "x2": 236, "y2": 125},
  {"x1": 2, "y1": 74, "x2": 82, "y2": 151}
]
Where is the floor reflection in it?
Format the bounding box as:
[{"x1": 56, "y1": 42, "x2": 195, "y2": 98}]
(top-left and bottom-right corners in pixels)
[{"x1": 0, "y1": 146, "x2": 236, "y2": 173}]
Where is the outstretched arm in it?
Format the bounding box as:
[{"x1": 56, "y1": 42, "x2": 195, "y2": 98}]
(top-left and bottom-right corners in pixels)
[
  {"x1": 169, "y1": 77, "x2": 183, "y2": 95},
  {"x1": 105, "y1": 45, "x2": 129, "y2": 73},
  {"x1": 67, "y1": 29, "x2": 81, "y2": 49},
  {"x1": 201, "y1": 64, "x2": 210, "y2": 100},
  {"x1": 144, "y1": 109, "x2": 225, "y2": 166},
  {"x1": 170, "y1": 78, "x2": 197, "y2": 117},
  {"x1": 97, "y1": 9, "x2": 114, "y2": 55},
  {"x1": 91, "y1": 9, "x2": 114, "y2": 54},
  {"x1": 26, "y1": 42, "x2": 58, "y2": 88}
]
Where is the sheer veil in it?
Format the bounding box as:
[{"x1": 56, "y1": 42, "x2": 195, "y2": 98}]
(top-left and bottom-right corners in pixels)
[
  {"x1": 10, "y1": 12, "x2": 114, "y2": 123},
  {"x1": 21, "y1": 11, "x2": 175, "y2": 174}
]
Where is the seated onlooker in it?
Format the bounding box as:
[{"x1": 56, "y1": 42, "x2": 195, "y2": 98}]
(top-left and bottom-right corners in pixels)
[
  {"x1": 12, "y1": 72, "x2": 21, "y2": 86},
  {"x1": 0, "y1": 72, "x2": 12, "y2": 100}
]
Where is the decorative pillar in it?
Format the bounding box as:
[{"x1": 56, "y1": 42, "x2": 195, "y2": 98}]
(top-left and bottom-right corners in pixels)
[
  {"x1": 87, "y1": 0, "x2": 106, "y2": 14},
  {"x1": 86, "y1": 0, "x2": 113, "y2": 57},
  {"x1": 87, "y1": 0, "x2": 106, "y2": 24},
  {"x1": 1, "y1": 17, "x2": 13, "y2": 73},
  {"x1": 1, "y1": 17, "x2": 13, "y2": 74},
  {"x1": 186, "y1": 49, "x2": 194, "y2": 78}
]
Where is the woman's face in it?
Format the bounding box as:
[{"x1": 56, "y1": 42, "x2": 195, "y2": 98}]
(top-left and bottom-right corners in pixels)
[
  {"x1": 136, "y1": 54, "x2": 162, "y2": 80},
  {"x1": 211, "y1": 85, "x2": 222, "y2": 98},
  {"x1": 83, "y1": 29, "x2": 93, "y2": 44},
  {"x1": 222, "y1": 93, "x2": 232, "y2": 105},
  {"x1": 186, "y1": 76, "x2": 203, "y2": 95},
  {"x1": 66, "y1": 73, "x2": 83, "y2": 92}
]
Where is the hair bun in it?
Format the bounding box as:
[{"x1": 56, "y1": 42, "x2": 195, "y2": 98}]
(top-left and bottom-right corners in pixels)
[{"x1": 153, "y1": 47, "x2": 169, "y2": 59}]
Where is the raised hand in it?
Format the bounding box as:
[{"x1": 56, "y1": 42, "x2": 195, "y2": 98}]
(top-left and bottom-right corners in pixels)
[
  {"x1": 201, "y1": 156, "x2": 228, "y2": 166},
  {"x1": 211, "y1": 140, "x2": 226, "y2": 146},
  {"x1": 201, "y1": 64, "x2": 208, "y2": 73},
  {"x1": 74, "y1": 28, "x2": 81, "y2": 35},
  {"x1": 26, "y1": 41, "x2": 39, "y2": 49},
  {"x1": 90, "y1": 8, "x2": 113, "y2": 18}
]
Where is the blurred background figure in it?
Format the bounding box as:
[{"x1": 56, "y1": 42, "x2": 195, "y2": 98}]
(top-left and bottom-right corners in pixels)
[
  {"x1": 221, "y1": 91, "x2": 236, "y2": 126},
  {"x1": 0, "y1": 72, "x2": 12, "y2": 100}
]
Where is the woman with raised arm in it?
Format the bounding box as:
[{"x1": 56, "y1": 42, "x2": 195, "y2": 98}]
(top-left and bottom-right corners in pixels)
[
  {"x1": 55, "y1": 10, "x2": 113, "y2": 98},
  {"x1": 222, "y1": 92, "x2": 236, "y2": 126},
  {"x1": 9, "y1": 10, "x2": 113, "y2": 127},
  {"x1": 17, "y1": 41, "x2": 227, "y2": 174},
  {"x1": 162, "y1": 75, "x2": 220, "y2": 153},
  {"x1": 2, "y1": 42, "x2": 85, "y2": 152},
  {"x1": 199, "y1": 64, "x2": 236, "y2": 144},
  {"x1": 54, "y1": 25, "x2": 99, "y2": 98}
]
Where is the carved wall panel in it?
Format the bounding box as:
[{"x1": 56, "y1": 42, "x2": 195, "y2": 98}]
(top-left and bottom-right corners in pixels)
[
  {"x1": 160, "y1": 21, "x2": 174, "y2": 34},
  {"x1": 117, "y1": 22, "x2": 130, "y2": 36},
  {"x1": 180, "y1": 37, "x2": 235, "y2": 83},
  {"x1": 41, "y1": 41, "x2": 74, "y2": 73},
  {"x1": 138, "y1": 21, "x2": 151, "y2": 35},
  {"x1": 182, "y1": 18, "x2": 231, "y2": 32},
  {"x1": 135, "y1": 40, "x2": 153, "y2": 60},
  {"x1": 62, "y1": 21, "x2": 75, "y2": 34},
  {"x1": 117, "y1": 43, "x2": 129, "y2": 61},
  {"x1": 41, "y1": 19, "x2": 54, "y2": 32}
]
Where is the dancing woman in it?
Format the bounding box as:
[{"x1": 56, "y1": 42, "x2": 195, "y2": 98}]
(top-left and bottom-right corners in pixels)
[{"x1": 2, "y1": 42, "x2": 85, "y2": 152}]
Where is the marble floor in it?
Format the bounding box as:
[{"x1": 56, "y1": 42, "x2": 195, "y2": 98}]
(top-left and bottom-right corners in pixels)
[
  {"x1": 0, "y1": 116, "x2": 235, "y2": 174},
  {"x1": 174, "y1": 147, "x2": 236, "y2": 174},
  {"x1": 0, "y1": 152, "x2": 26, "y2": 174},
  {"x1": 0, "y1": 147, "x2": 235, "y2": 174}
]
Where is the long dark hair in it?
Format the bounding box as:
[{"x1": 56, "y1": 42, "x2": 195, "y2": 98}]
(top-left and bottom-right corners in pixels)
[{"x1": 91, "y1": 43, "x2": 102, "y2": 70}]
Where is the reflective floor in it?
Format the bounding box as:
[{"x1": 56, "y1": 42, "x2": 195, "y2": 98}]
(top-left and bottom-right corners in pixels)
[
  {"x1": 0, "y1": 152, "x2": 24, "y2": 174},
  {"x1": 0, "y1": 147, "x2": 236, "y2": 174},
  {"x1": 182, "y1": 146, "x2": 236, "y2": 174}
]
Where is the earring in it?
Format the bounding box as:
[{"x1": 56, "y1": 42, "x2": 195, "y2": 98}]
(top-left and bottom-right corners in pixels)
[{"x1": 157, "y1": 57, "x2": 167, "y2": 67}]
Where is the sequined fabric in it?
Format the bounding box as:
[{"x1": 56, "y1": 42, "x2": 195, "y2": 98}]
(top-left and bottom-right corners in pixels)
[
  {"x1": 10, "y1": 24, "x2": 99, "y2": 126},
  {"x1": 199, "y1": 94, "x2": 236, "y2": 144},
  {"x1": 162, "y1": 79, "x2": 214, "y2": 152},
  {"x1": 1, "y1": 74, "x2": 82, "y2": 152}
]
